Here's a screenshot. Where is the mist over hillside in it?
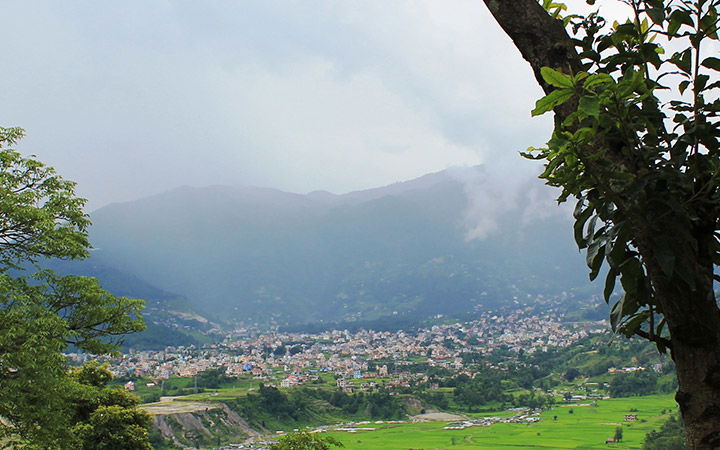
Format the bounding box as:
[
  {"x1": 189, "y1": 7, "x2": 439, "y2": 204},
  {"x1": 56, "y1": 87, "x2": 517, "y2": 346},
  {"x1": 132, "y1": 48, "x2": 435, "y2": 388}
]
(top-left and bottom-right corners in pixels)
[{"x1": 68, "y1": 166, "x2": 594, "y2": 327}]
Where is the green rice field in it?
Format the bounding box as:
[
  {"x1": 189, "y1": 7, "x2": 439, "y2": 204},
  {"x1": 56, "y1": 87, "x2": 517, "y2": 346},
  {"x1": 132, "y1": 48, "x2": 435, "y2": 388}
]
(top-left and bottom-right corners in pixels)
[{"x1": 324, "y1": 395, "x2": 676, "y2": 449}]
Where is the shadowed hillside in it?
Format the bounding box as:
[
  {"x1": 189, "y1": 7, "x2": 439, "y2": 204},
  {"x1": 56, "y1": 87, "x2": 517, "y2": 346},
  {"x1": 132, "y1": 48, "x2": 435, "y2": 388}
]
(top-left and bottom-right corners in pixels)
[{"x1": 75, "y1": 166, "x2": 592, "y2": 327}]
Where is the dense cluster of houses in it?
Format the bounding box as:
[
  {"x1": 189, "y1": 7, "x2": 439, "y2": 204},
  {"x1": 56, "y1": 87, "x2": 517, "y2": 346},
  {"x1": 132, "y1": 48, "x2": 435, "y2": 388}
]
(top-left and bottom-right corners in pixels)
[{"x1": 66, "y1": 309, "x2": 606, "y2": 387}]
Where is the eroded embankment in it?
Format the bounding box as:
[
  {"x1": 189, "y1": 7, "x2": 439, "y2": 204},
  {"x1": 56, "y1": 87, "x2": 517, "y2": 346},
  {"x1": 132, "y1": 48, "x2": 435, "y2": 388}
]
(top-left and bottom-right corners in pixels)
[{"x1": 144, "y1": 401, "x2": 260, "y2": 449}]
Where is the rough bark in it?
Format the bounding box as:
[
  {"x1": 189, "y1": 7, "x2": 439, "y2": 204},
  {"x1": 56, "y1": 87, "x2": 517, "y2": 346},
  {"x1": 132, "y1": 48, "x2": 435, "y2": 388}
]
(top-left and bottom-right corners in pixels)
[
  {"x1": 482, "y1": 1, "x2": 720, "y2": 448},
  {"x1": 482, "y1": 0, "x2": 582, "y2": 91},
  {"x1": 636, "y1": 210, "x2": 720, "y2": 449}
]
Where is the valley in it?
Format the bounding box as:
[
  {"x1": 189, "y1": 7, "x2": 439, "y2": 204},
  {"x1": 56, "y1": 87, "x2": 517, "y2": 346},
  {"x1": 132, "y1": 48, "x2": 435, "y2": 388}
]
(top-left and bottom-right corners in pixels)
[
  {"x1": 52, "y1": 167, "x2": 605, "y2": 350},
  {"x1": 53, "y1": 168, "x2": 683, "y2": 448},
  {"x1": 81, "y1": 305, "x2": 678, "y2": 448},
  {"x1": 323, "y1": 395, "x2": 677, "y2": 449},
  {"x1": 5, "y1": 0, "x2": 718, "y2": 447}
]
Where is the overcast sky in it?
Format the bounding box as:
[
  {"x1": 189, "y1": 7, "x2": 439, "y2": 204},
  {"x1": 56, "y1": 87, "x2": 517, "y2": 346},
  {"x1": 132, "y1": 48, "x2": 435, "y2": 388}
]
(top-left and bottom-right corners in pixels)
[{"x1": 1, "y1": 1, "x2": 633, "y2": 210}]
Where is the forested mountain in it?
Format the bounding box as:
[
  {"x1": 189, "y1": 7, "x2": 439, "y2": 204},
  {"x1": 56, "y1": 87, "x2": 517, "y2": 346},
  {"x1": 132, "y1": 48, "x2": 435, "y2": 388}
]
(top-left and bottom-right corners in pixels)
[
  {"x1": 45, "y1": 258, "x2": 215, "y2": 349},
  {"x1": 65, "y1": 166, "x2": 595, "y2": 327}
]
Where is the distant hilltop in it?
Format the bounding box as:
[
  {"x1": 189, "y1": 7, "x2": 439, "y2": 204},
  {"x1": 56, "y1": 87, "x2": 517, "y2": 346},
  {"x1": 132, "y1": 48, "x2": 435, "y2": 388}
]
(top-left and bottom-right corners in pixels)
[{"x1": 58, "y1": 166, "x2": 593, "y2": 328}]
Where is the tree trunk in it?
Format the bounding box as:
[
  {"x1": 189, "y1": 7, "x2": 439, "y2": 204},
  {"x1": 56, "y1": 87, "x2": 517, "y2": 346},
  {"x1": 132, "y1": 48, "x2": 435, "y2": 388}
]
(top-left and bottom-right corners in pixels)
[
  {"x1": 637, "y1": 213, "x2": 720, "y2": 449},
  {"x1": 481, "y1": 1, "x2": 720, "y2": 448},
  {"x1": 481, "y1": 0, "x2": 582, "y2": 93},
  {"x1": 671, "y1": 322, "x2": 720, "y2": 448}
]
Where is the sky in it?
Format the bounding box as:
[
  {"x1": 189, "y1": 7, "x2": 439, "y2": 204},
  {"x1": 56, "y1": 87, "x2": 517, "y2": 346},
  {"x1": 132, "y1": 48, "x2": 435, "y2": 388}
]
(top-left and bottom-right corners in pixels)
[{"x1": 1, "y1": 1, "x2": 632, "y2": 210}]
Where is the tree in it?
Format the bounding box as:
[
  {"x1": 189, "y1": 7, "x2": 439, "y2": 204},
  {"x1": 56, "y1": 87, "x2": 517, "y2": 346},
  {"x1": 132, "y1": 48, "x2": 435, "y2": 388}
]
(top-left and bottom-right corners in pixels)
[
  {"x1": 66, "y1": 362, "x2": 152, "y2": 450},
  {"x1": 269, "y1": 431, "x2": 344, "y2": 450},
  {"x1": 0, "y1": 127, "x2": 90, "y2": 268},
  {"x1": 196, "y1": 366, "x2": 230, "y2": 389},
  {"x1": 644, "y1": 414, "x2": 687, "y2": 449},
  {"x1": 609, "y1": 371, "x2": 658, "y2": 397},
  {"x1": 481, "y1": 1, "x2": 719, "y2": 447},
  {"x1": 453, "y1": 373, "x2": 507, "y2": 410},
  {"x1": 564, "y1": 367, "x2": 581, "y2": 381},
  {"x1": 0, "y1": 127, "x2": 147, "y2": 447},
  {"x1": 616, "y1": 426, "x2": 624, "y2": 443}
]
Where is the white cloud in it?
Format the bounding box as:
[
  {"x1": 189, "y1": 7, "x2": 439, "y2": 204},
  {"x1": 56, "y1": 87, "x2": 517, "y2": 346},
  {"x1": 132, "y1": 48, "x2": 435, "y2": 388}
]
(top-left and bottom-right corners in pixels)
[{"x1": 0, "y1": 0, "x2": 557, "y2": 208}]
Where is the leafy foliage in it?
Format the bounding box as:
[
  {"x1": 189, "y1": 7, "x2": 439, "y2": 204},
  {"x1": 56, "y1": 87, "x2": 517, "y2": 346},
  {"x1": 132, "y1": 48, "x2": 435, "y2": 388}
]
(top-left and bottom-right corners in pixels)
[
  {"x1": 227, "y1": 385, "x2": 406, "y2": 431},
  {"x1": 269, "y1": 431, "x2": 344, "y2": 450},
  {"x1": 0, "y1": 127, "x2": 90, "y2": 268},
  {"x1": 453, "y1": 373, "x2": 508, "y2": 410},
  {"x1": 564, "y1": 367, "x2": 581, "y2": 381},
  {"x1": 0, "y1": 127, "x2": 147, "y2": 447},
  {"x1": 66, "y1": 362, "x2": 152, "y2": 450},
  {"x1": 524, "y1": 0, "x2": 719, "y2": 350},
  {"x1": 609, "y1": 371, "x2": 659, "y2": 397},
  {"x1": 196, "y1": 366, "x2": 232, "y2": 389},
  {"x1": 644, "y1": 413, "x2": 686, "y2": 449}
]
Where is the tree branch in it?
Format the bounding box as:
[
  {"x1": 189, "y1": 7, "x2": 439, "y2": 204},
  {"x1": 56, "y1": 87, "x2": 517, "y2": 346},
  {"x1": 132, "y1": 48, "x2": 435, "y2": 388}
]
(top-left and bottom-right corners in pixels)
[
  {"x1": 482, "y1": 0, "x2": 582, "y2": 97},
  {"x1": 635, "y1": 328, "x2": 673, "y2": 352}
]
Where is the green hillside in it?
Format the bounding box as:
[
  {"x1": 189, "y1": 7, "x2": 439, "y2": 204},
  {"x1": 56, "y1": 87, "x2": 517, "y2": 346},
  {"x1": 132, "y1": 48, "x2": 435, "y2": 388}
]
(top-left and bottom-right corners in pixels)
[
  {"x1": 45, "y1": 259, "x2": 216, "y2": 350},
  {"x1": 82, "y1": 167, "x2": 596, "y2": 326}
]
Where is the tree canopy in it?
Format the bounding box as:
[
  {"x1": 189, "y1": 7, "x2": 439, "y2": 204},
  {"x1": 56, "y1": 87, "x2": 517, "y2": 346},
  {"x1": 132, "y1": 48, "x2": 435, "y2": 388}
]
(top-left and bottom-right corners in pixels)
[
  {"x1": 0, "y1": 127, "x2": 90, "y2": 268},
  {"x1": 269, "y1": 431, "x2": 344, "y2": 450},
  {"x1": 66, "y1": 362, "x2": 152, "y2": 450},
  {"x1": 481, "y1": 0, "x2": 718, "y2": 447},
  {"x1": 0, "y1": 127, "x2": 148, "y2": 448}
]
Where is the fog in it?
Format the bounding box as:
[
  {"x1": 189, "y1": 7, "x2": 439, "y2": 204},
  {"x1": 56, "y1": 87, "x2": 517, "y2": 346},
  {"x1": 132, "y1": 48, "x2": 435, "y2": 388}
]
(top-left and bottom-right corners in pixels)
[{"x1": 0, "y1": 1, "x2": 636, "y2": 210}]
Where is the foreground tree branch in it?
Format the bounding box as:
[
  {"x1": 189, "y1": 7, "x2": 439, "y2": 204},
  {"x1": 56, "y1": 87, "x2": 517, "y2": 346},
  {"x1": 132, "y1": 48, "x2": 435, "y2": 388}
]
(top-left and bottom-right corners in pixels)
[
  {"x1": 0, "y1": 127, "x2": 148, "y2": 447},
  {"x1": 482, "y1": 1, "x2": 720, "y2": 448},
  {"x1": 483, "y1": 0, "x2": 582, "y2": 95}
]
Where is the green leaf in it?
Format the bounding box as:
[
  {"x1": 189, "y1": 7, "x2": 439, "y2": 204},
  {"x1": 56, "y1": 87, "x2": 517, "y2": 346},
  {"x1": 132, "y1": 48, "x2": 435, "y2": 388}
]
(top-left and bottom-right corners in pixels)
[
  {"x1": 573, "y1": 204, "x2": 594, "y2": 248},
  {"x1": 700, "y1": 12, "x2": 719, "y2": 39},
  {"x1": 586, "y1": 240, "x2": 604, "y2": 268},
  {"x1": 588, "y1": 243, "x2": 605, "y2": 281},
  {"x1": 579, "y1": 96, "x2": 600, "y2": 118},
  {"x1": 610, "y1": 296, "x2": 626, "y2": 332},
  {"x1": 540, "y1": 155, "x2": 563, "y2": 179},
  {"x1": 668, "y1": 10, "x2": 694, "y2": 35},
  {"x1": 603, "y1": 268, "x2": 618, "y2": 303},
  {"x1": 532, "y1": 88, "x2": 574, "y2": 116},
  {"x1": 670, "y1": 49, "x2": 693, "y2": 74},
  {"x1": 618, "y1": 310, "x2": 651, "y2": 338},
  {"x1": 656, "y1": 317, "x2": 667, "y2": 337},
  {"x1": 701, "y1": 57, "x2": 720, "y2": 71},
  {"x1": 610, "y1": 289, "x2": 642, "y2": 332},
  {"x1": 583, "y1": 73, "x2": 614, "y2": 89},
  {"x1": 540, "y1": 67, "x2": 573, "y2": 88},
  {"x1": 641, "y1": 18, "x2": 649, "y2": 33},
  {"x1": 572, "y1": 127, "x2": 595, "y2": 142},
  {"x1": 519, "y1": 148, "x2": 546, "y2": 160},
  {"x1": 620, "y1": 258, "x2": 642, "y2": 295},
  {"x1": 695, "y1": 74, "x2": 710, "y2": 92},
  {"x1": 679, "y1": 80, "x2": 691, "y2": 95},
  {"x1": 647, "y1": 6, "x2": 665, "y2": 25}
]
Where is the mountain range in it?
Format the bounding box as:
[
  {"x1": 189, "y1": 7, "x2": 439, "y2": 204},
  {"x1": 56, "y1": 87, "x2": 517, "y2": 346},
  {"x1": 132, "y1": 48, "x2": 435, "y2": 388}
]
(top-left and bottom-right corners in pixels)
[{"x1": 50, "y1": 166, "x2": 599, "y2": 340}]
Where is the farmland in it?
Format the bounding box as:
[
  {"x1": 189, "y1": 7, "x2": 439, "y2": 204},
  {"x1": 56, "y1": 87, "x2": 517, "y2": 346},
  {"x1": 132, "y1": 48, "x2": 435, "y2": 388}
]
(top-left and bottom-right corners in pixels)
[{"x1": 323, "y1": 395, "x2": 676, "y2": 449}]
